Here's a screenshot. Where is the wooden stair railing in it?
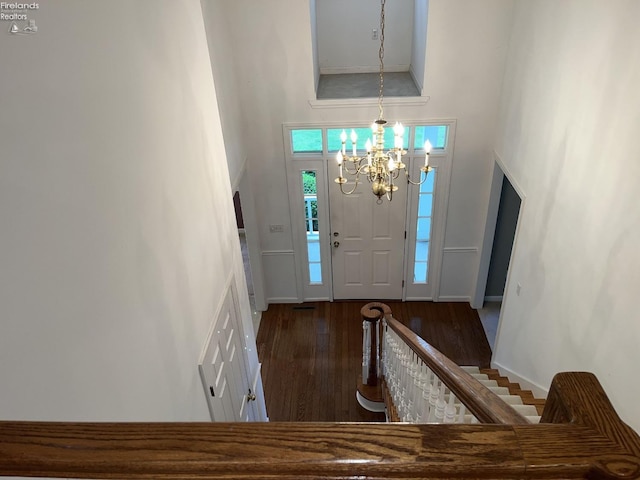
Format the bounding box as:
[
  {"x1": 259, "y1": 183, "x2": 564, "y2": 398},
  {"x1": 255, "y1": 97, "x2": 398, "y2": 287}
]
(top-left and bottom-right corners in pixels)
[
  {"x1": 1, "y1": 380, "x2": 640, "y2": 480},
  {"x1": 358, "y1": 301, "x2": 528, "y2": 424},
  {"x1": 383, "y1": 311, "x2": 529, "y2": 424},
  {"x1": 1, "y1": 304, "x2": 640, "y2": 479}
]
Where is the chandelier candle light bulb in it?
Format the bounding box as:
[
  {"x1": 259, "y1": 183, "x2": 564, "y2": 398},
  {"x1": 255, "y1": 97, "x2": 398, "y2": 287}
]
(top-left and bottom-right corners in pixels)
[
  {"x1": 424, "y1": 140, "x2": 432, "y2": 167},
  {"x1": 351, "y1": 129, "x2": 358, "y2": 156}
]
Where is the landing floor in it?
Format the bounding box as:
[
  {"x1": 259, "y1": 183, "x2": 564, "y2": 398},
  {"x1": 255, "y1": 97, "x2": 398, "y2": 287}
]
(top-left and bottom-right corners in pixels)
[{"x1": 316, "y1": 72, "x2": 420, "y2": 99}]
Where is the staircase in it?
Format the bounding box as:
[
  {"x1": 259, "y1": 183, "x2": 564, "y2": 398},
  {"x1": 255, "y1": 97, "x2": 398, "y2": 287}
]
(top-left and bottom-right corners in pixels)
[
  {"x1": 462, "y1": 366, "x2": 543, "y2": 423},
  {"x1": 359, "y1": 301, "x2": 547, "y2": 425}
]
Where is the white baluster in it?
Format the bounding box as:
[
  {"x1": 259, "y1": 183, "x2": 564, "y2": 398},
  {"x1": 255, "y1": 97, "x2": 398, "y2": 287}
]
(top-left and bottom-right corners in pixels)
[
  {"x1": 457, "y1": 403, "x2": 467, "y2": 424},
  {"x1": 444, "y1": 392, "x2": 457, "y2": 423},
  {"x1": 427, "y1": 377, "x2": 441, "y2": 422},
  {"x1": 419, "y1": 366, "x2": 431, "y2": 421},
  {"x1": 434, "y1": 385, "x2": 447, "y2": 423},
  {"x1": 362, "y1": 321, "x2": 370, "y2": 381},
  {"x1": 404, "y1": 399, "x2": 414, "y2": 422}
]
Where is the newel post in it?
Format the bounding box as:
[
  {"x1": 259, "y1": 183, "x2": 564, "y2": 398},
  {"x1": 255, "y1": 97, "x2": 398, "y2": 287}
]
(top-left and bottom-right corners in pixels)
[{"x1": 356, "y1": 302, "x2": 391, "y2": 412}]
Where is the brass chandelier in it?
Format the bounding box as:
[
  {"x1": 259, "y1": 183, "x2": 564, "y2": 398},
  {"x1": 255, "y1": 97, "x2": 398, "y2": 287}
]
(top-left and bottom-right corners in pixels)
[{"x1": 334, "y1": 0, "x2": 432, "y2": 203}]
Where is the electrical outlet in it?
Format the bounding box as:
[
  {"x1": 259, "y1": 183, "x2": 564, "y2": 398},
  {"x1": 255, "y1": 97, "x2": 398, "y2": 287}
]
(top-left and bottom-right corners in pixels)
[
  {"x1": 516, "y1": 283, "x2": 522, "y2": 296},
  {"x1": 372, "y1": 28, "x2": 378, "y2": 40},
  {"x1": 269, "y1": 224, "x2": 284, "y2": 233}
]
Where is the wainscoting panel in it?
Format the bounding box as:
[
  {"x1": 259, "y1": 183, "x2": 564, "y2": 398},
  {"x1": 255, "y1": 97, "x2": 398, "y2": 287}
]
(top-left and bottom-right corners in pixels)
[
  {"x1": 262, "y1": 250, "x2": 299, "y2": 303},
  {"x1": 438, "y1": 247, "x2": 478, "y2": 301}
]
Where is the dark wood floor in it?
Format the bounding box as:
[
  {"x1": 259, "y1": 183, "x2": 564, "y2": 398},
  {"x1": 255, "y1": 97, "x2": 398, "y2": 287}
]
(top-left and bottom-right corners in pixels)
[{"x1": 256, "y1": 301, "x2": 491, "y2": 422}]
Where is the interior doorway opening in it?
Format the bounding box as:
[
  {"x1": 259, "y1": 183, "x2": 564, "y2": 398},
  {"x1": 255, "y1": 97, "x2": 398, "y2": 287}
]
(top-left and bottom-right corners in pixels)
[
  {"x1": 233, "y1": 186, "x2": 264, "y2": 335},
  {"x1": 475, "y1": 161, "x2": 523, "y2": 352}
]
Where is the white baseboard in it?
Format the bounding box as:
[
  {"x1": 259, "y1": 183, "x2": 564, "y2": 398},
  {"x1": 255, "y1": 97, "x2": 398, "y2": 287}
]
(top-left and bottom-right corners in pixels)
[
  {"x1": 319, "y1": 64, "x2": 410, "y2": 75},
  {"x1": 437, "y1": 295, "x2": 471, "y2": 302},
  {"x1": 409, "y1": 65, "x2": 423, "y2": 94},
  {"x1": 484, "y1": 295, "x2": 503, "y2": 302},
  {"x1": 266, "y1": 297, "x2": 299, "y2": 304},
  {"x1": 490, "y1": 360, "x2": 549, "y2": 399},
  {"x1": 304, "y1": 296, "x2": 331, "y2": 302}
]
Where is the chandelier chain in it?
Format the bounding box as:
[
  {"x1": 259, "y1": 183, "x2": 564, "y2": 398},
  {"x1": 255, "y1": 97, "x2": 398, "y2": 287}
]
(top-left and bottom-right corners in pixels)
[{"x1": 378, "y1": 0, "x2": 385, "y2": 120}]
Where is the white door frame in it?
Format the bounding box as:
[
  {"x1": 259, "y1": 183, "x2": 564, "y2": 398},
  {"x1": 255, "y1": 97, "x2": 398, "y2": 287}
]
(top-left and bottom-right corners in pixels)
[
  {"x1": 286, "y1": 157, "x2": 332, "y2": 301},
  {"x1": 472, "y1": 152, "x2": 527, "y2": 308},
  {"x1": 284, "y1": 120, "x2": 455, "y2": 303},
  {"x1": 233, "y1": 168, "x2": 267, "y2": 312}
]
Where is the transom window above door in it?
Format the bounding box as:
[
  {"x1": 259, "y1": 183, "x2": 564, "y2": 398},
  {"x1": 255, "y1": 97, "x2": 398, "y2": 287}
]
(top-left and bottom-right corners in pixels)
[{"x1": 290, "y1": 125, "x2": 448, "y2": 155}]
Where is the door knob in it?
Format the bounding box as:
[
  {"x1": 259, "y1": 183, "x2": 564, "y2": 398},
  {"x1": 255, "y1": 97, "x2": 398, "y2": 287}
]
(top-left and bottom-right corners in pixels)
[
  {"x1": 333, "y1": 241, "x2": 340, "y2": 248},
  {"x1": 247, "y1": 389, "x2": 256, "y2": 402}
]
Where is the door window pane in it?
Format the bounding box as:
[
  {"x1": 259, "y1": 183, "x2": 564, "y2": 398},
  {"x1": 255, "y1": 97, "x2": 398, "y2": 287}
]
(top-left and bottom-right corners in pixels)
[{"x1": 302, "y1": 170, "x2": 322, "y2": 284}]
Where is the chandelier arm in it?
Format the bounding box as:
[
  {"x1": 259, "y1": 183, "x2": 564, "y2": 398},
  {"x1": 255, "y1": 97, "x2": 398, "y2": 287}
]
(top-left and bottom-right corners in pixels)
[
  {"x1": 341, "y1": 159, "x2": 361, "y2": 176},
  {"x1": 406, "y1": 167, "x2": 432, "y2": 186},
  {"x1": 338, "y1": 176, "x2": 361, "y2": 196},
  {"x1": 341, "y1": 159, "x2": 373, "y2": 177}
]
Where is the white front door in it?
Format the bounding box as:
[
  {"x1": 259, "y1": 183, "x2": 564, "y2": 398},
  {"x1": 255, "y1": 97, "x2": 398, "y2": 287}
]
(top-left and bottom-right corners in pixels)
[
  {"x1": 199, "y1": 284, "x2": 254, "y2": 421},
  {"x1": 329, "y1": 161, "x2": 407, "y2": 300}
]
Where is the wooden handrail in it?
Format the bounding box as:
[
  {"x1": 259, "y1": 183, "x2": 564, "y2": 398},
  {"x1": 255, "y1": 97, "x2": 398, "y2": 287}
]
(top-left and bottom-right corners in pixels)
[
  {"x1": 2, "y1": 402, "x2": 640, "y2": 480},
  {"x1": 384, "y1": 314, "x2": 529, "y2": 425}
]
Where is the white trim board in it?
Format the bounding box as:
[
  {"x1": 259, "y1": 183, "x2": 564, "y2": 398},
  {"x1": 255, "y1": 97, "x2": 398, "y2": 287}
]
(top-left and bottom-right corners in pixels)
[
  {"x1": 437, "y1": 295, "x2": 471, "y2": 302},
  {"x1": 443, "y1": 247, "x2": 478, "y2": 253},
  {"x1": 490, "y1": 360, "x2": 549, "y2": 400},
  {"x1": 484, "y1": 296, "x2": 503, "y2": 302},
  {"x1": 261, "y1": 250, "x2": 295, "y2": 256},
  {"x1": 266, "y1": 297, "x2": 300, "y2": 304},
  {"x1": 308, "y1": 96, "x2": 429, "y2": 109},
  {"x1": 319, "y1": 64, "x2": 410, "y2": 75}
]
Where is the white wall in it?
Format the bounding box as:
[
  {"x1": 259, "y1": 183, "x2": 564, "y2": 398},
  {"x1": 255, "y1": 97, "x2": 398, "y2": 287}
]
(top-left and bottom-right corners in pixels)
[
  {"x1": 493, "y1": 0, "x2": 640, "y2": 432},
  {"x1": 310, "y1": 0, "x2": 320, "y2": 89},
  {"x1": 211, "y1": 0, "x2": 513, "y2": 303},
  {"x1": 201, "y1": 0, "x2": 248, "y2": 190},
  {"x1": 0, "y1": 0, "x2": 260, "y2": 422},
  {"x1": 410, "y1": 0, "x2": 428, "y2": 93},
  {"x1": 316, "y1": 0, "x2": 414, "y2": 73}
]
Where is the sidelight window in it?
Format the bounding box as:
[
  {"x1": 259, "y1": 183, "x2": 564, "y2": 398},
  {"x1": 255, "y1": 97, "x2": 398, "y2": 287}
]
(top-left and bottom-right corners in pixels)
[
  {"x1": 413, "y1": 169, "x2": 435, "y2": 283},
  {"x1": 301, "y1": 170, "x2": 322, "y2": 284}
]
